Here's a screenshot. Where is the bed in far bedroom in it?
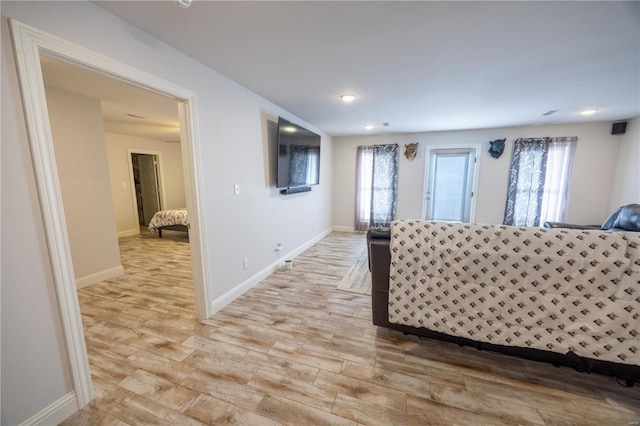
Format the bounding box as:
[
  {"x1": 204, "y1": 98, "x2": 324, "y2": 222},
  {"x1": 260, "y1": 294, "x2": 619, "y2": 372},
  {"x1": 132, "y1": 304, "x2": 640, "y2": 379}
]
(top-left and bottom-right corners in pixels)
[{"x1": 148, "y1": 208, "x2": 189, "y2": 238}]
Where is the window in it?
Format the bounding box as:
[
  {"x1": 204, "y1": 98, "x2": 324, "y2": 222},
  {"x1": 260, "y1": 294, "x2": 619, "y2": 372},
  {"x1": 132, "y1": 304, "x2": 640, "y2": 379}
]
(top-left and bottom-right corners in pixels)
[
  {"x1": 425, "y1": 148, "x2": 477, "y2": 222},
  {"x1": 504, "y1": 137, "x2": 577, "y2": 227},
  {"x1": 355, "y1": 144, "x2": 399, "y2": 231}
]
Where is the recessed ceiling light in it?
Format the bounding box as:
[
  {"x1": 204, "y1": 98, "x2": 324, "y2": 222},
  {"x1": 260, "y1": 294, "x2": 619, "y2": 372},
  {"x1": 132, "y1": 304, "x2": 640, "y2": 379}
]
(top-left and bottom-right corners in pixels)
[
  {"x1": 340, "y1": 93, "x2": 357, "y2": 103},
  {"x1": 363, "y1": 124, "x2": 375, "y2": 130},
  {"x1": 581, "y1": 109, "x2": 598, "y2": 115}
]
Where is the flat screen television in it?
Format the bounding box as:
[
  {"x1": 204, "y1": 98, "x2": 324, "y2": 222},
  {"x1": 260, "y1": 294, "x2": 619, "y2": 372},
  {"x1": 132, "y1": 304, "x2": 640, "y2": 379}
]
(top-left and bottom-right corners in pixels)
[{"x1": 276, "y1": 117, "x2": 321, "y2": 189}]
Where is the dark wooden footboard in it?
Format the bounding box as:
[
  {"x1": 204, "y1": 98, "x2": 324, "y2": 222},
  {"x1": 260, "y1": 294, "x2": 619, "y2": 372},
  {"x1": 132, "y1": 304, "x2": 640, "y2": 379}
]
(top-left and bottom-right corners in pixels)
[{"x1": 157, "y1": 225, "x2": 189, "y2": 238}]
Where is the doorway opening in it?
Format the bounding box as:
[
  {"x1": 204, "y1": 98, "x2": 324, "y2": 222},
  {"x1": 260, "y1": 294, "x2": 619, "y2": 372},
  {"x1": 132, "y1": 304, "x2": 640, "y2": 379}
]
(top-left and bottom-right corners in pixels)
[
  {"x1": 131, "y1": 153, "x2": 163, "y2": 228},
  {"x1": 40, "y1": 54, "x2": 197, "y2": 402},
  {"x1": 424, "y1": 146, "x2": 480, "y2": 223},
  {"x1": 10, "y1": 19, "x2": 211, "y2": 407}
]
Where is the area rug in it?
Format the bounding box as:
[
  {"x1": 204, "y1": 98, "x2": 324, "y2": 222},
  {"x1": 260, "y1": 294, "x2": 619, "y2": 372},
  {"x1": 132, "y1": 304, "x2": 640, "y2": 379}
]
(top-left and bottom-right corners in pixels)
[{"x1": 337, "y1": 249, "x2": 371, "y2": 295}]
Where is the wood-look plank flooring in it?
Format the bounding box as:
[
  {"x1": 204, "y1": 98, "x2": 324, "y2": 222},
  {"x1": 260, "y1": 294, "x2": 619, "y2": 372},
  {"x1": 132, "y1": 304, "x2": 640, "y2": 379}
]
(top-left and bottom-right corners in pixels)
[{"x1": 62, "y1": 231, "x2": 640, "y2": 425}]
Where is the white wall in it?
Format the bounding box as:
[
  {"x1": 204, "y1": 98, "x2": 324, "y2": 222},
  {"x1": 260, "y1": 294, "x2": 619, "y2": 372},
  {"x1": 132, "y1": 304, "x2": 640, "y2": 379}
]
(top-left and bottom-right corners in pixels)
[
  {"x1": 1, "y1": 2, "x2": 332, "y2": 424},
  {"x1": 333, "y1": 121, "x2": 620, "y2": 229},
  {"x1": 1, "y1": 19, "x2": 73, "y2": 426},
  {"x1": 609, "y1": 117, "x2": 640, "y2": 210},
  {"x1": 44, "y1": 86, "x2": 122, "y2": 280},
  {"x1": 105, "y1": 133, "x2": 186, "y2": 235}
]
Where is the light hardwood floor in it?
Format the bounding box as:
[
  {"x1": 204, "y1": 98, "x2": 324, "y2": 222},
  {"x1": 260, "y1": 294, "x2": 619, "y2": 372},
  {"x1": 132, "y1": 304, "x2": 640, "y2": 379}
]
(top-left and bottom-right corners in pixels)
[{"x1": 62, "y1": 231, "x2": 640, "y2": 425}]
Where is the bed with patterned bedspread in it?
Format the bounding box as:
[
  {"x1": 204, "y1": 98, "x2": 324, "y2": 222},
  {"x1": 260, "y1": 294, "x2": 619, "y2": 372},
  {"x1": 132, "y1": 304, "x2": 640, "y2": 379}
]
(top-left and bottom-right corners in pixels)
[{"x1": 148, "y1": 208, "x2": 188, "y2": 237}]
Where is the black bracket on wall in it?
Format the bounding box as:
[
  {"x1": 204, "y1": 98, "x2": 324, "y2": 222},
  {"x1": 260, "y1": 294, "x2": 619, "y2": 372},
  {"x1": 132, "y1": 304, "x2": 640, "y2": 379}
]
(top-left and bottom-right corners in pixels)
[{"x1": 280, "y1": 186, "x2": 311, "y2": 195}]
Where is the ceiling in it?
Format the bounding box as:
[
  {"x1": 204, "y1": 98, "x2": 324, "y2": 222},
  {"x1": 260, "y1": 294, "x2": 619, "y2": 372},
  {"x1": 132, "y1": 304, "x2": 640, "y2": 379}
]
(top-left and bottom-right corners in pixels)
[
  {"x1": 92, "y1": 1, "x2": 640, "y2": 137},
  {"x1": 40, "y1": 56, "x2": 181, "y2": 141}
]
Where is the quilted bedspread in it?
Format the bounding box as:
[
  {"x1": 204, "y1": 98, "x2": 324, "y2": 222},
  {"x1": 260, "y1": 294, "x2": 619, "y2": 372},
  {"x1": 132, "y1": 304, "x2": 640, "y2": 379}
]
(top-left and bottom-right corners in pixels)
[
  {"x1": 148, "y1": 208, "x2": 188, "y2": 233},
  {"x1": 388, "y1": 220, "x2": 640, "y2": 365}
]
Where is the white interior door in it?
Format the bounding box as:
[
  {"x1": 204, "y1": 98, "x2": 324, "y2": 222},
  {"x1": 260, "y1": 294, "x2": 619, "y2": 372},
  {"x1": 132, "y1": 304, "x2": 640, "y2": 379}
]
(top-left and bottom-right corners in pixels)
[
  {"x1": 425, "y1": 148, "x2": 477, "y2": 222},
  {"x1": 137, "y1": 154, "x2": 162, "y2": 225}
]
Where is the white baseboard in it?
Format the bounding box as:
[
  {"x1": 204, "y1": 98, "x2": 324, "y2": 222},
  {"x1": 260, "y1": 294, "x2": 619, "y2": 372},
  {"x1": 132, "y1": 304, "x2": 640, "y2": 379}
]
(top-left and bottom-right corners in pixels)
[
  {"x1": 332, "y1": 225, "x2": 356, "y2": 232},
  {"x1": 20, "y1": 391, "x2": 78, "y2": 426},
  {"x1": 118, "y1": 228, "x2": 139, "y2": 238},
  {"x1": 210, "y1": 228, "x2": 332, "y2": 315},
  {"x1": 210, "y1": 264, "x2": 276, "y2": 315},
  {"x1": 76, "y1": 265, "x2": 124, "y2": 289},
  {"x1": 278, "y1": 227, "x2": 333, "y2": 268}
]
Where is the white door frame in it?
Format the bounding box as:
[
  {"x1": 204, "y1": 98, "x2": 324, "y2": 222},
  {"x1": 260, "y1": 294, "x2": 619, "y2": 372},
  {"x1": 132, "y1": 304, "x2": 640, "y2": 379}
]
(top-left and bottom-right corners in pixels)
[
  {"x1": 9, "y1": 19, "x2": 212, "y2": 408},
  {"x1": 422, "y1": 143, "x2": 482, "y2": 222},
  {"x1": 128, "y1": 149, "x2": 167, "y2": 231}
]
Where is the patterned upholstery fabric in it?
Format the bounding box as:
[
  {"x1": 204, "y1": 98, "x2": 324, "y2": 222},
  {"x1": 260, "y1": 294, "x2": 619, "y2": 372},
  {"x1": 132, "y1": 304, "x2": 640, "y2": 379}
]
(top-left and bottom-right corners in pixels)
[{"x1": 388, "y1": 220, "x2": 640, "y2": 366}]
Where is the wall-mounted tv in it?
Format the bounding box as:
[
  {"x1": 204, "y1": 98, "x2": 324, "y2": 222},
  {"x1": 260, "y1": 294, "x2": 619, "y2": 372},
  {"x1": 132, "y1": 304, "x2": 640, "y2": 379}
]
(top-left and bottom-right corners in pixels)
[{"x1": 276, "y1": 117, "x2": 321, "y2": 191}]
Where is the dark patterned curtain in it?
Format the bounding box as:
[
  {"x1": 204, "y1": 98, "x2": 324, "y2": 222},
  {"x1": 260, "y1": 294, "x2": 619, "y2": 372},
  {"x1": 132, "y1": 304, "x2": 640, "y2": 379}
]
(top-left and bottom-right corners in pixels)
[
  {"x1": 354, "y1": 144, "x2": 399, "y2": 231},
  {"x1": 371, "y1": 144, "x2": 399, "y2": 227},
  {"x1": 504, "y1": 138, "x2": 550, "y2": 226}
]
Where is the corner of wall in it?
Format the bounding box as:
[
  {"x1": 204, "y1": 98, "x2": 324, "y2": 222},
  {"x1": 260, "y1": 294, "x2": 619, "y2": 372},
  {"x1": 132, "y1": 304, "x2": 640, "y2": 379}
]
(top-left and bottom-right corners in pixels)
[{"x1": 608, "y1": 116, "x2": 640, "y2": 211}]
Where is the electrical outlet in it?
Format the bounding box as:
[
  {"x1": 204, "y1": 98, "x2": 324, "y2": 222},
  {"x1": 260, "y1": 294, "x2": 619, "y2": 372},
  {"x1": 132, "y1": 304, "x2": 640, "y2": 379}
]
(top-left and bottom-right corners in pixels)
[
  {"x1": 234, "y1": 184, "x2": 240, "y2": 195},
  {"x1": 275, "y1": 242, "x2": 282, "y2": 251},
  {"x1": 242, "y1": 258, "x2": 249, "y2": 270}
]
